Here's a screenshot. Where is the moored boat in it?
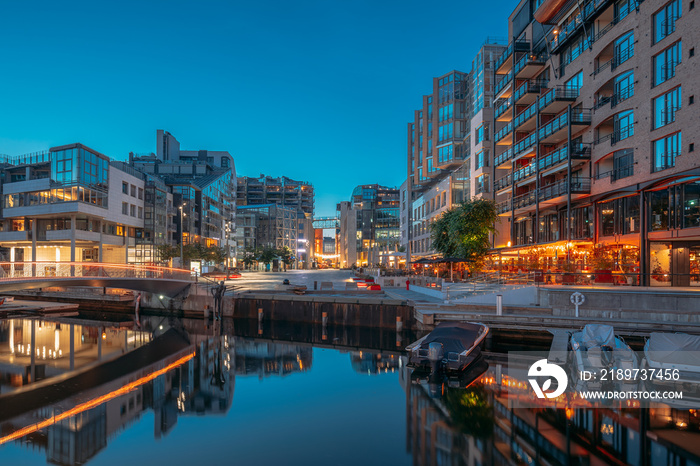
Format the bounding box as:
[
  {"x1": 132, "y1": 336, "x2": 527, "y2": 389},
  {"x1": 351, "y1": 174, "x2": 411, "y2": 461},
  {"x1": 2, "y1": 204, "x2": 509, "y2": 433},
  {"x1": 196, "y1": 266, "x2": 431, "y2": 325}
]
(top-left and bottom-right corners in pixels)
[{"x1": 406, "y1": 322, "x2": 489, "y2": 372}]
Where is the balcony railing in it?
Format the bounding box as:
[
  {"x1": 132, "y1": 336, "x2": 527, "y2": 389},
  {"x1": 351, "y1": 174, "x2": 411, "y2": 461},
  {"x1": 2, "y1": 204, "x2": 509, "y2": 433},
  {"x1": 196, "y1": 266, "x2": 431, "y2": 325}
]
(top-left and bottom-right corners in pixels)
[
  {"x1": 550, "y1": 0, "x2": 612, "y2": 51},
  {"x1": 494, "y1": 70, "x2": 513, "y2": 96},
  {"x1": 502, "y1": 177, "x2": 592, "y2": 213},
  {"x1": 537, "y1": 143, "x2": 592, "y2": 172},
  {"x1": 514, "y1": 131, "x2": 537, "y2": 158},
  {"x1": 495, "y1": 148, "x2": 514, "y2": 167},
  {"x1": 514, "y1": 52, "x2": 548, "y2": 76},
  {"x1": 594, "y1": 83, "x2": 635, "y2": 111},
  {"x1": 538, "y1": 109, "x2": 591, "y2": 141},
  {"x1": 538, "y1": 86, "x2": 579, "y2": 110},
  {"x1": 494, "y1": 40, "x2": 530, "y2": 72},
  {"x1": 494, "y1": 122, "x2": 513, "y2": 143},
  {"x1": 495, "y1": 98, "x2": 512, "y2": 119},
  {"x1": 513, "y1": 163, "x2": 537, "y2": 183},
  {"x1": 595, "y1": 124, "x2": 634, "y2": 145},
  {"x1": 513, "y1": 103, "x2": 537, "y2": 129},
  {"x1": 612, "y1": 45, "x2": 634, "y2": 70},
  {"x1": 493, "y1": 173, "x2": 512, "y2": 191}
]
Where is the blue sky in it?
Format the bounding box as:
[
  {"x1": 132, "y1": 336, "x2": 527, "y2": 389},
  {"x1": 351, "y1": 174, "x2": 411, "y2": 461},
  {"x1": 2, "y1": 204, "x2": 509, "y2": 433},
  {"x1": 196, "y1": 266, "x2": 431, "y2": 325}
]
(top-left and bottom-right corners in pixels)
[{"x1": 0, "y1": 0, "x2": 518, "y2": 217}]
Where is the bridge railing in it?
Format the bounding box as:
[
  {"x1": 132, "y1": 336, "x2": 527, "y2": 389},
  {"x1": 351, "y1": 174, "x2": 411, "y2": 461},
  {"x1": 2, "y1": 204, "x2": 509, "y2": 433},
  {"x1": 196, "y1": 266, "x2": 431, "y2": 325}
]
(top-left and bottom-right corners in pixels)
[{"x1": 0, "y1": 262, "x2": 194, "y2": 282}]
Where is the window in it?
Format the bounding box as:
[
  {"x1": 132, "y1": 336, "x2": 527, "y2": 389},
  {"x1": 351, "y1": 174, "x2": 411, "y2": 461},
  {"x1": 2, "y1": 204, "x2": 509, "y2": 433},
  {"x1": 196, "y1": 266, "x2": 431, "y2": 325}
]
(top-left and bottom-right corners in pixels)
[
  {"x1": 138, "y1": 188, "x2": 144, "y2": 200},
  {"x1": 616, "y1": 0, "x2": 637, "y2": 21},
  {"x1": 654, "y1": 86, "x2": 681, "y2": 129},
  {"x1": 130, "y1": 185, "x2": 136, "y2": 197},
  {"x1": 614, "y1": 110, "x2": 634, "y2": 143},
  {"x1": 564, "y1": 71, "x2": 583, "y2": 97},
  {"x1": 122, "y1": 182, "x2": 128, "y2": 194},
  {"x1": 654, "y1": 0, "x2": 682, "y2": 44},
  {"x1": 138, "y1": 207, "x2": 143, "y2": 218},
  {"x1": 613, "y1": 31, "x2": 634, "y2": 69},
  {"x1": 130, "y1": 204, "x2": 136, "y2": 217},
  {"x1": 613, "y1": 149, "x2": 634, "y2": 180},
  {"x1": 475, "y1": 150, "x2": 488, "y2": 170},
  {"x1": 654, "y1": 41, "x2": 682, "y2": 86},
  {"x1": 122, "y1": 202, "x2": 128, "y2": 215},
  {"x1": 684, "y1": 181, "x2": 700, "y2": 228},
  {"x1": 653, "y1": 132, "x2": 682, "y2": 171},
  {"x1": 475, "y1": 125, "x2": 484, "y2": 145},
  {"x1": 650, "y1": 190, "x2": 669, "y2": 230},
  {"x1": 613, "y1": 70, "x2": 634, "y2": 106},
  {"x1": 475, "y1": 174, "x2": 489, "y2": 194},
  {"x1": 51, "y1": 149, "x2": 75, "y2": 184}
]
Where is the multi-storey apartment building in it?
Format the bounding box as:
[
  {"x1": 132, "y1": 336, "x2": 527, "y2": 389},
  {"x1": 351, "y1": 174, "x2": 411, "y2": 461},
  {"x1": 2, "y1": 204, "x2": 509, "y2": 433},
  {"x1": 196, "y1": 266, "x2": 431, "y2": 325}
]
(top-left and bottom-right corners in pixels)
[
  {"x1": 130, "y1": 130, "x2": 236, "y2": 263},
  {"x1": 236, "y1": 175, "x2": 314, "y2": 217},
  {"x1": 403, "y1": 42, "x2": 506, "y2": 261},
  {"x1": 0, "y1": 144, "x2": 151, "y2": 265},
  {"x1": 489, "y1": 0, "x2": 697, "y2": 286},
  {"x1": 337, "y1": 185, "x2": 400, "y2": 267}
]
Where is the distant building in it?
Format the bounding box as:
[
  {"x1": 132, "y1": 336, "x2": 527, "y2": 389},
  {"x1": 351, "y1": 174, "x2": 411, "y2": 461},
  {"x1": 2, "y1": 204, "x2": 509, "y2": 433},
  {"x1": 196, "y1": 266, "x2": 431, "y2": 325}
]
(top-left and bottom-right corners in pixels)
[
  {"x1": 129, "y1": 130, "x2": 236, "y2": 266},
  {"x1": 337, "y1": 184, "x2": 400, "y2": 268},
  {"x1": 236, "y1": 174, "x2": 314, "y2": 217}
]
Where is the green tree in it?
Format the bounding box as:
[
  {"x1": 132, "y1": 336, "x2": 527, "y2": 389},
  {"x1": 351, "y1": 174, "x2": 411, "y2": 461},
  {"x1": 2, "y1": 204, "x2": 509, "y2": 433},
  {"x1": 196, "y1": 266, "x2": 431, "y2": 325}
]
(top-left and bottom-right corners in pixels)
[
  {"x1": 430, "y1": 198, "x2": 498, "y2": 267},
  {"x1": 276, "y1": 246, "x2": 294, "y2": 271},
  {"x1": 242, "y1": 247, "x2": 258, "y2": 269},
  {"x1": 443, "y1": 385, "x2": 494, "y2": 438},
  {"x1": 156, "y1": 244, "x2": 180, "y2": 264},
  {"x1": 258, "y1": 246, "x2": 277, "y2": 266}
]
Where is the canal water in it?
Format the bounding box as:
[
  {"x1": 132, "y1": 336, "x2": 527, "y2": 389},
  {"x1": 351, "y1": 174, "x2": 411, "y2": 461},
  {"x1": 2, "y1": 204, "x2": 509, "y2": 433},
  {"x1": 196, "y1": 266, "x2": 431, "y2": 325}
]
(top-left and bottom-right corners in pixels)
[{"x1": 0, "y1": 316, "x2": 698, "y2": 465}]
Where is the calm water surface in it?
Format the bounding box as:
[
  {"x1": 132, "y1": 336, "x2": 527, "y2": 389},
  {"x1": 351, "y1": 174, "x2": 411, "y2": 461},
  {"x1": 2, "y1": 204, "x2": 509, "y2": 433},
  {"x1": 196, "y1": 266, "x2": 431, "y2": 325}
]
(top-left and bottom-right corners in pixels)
[{"x1": 0, "y1": 316, "x2": 699, "y2": 465}]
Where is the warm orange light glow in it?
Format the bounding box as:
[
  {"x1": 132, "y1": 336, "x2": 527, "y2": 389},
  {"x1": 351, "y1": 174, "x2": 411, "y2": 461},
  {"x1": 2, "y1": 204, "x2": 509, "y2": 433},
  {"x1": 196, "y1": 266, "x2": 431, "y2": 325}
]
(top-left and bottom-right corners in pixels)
[{"x1": 0, "y1": 352, "x2": 195, "y2": 446}]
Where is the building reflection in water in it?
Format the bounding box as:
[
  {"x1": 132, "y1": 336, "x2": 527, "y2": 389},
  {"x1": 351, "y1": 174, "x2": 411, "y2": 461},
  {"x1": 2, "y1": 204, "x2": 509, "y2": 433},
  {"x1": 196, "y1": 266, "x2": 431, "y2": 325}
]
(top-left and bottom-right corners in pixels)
[
  {"x1": 350, "y1": 351, "x2": 400, "y2": 375},
  {"x1": 0, "y1": 318, "x2": 150, "y2": 393},
  {"x1": 233, "y1": 337, "x2": 312, "y2": 379},
  {"x1": 0, "y1": 330, "x2": 234, "y2": 466},
  {"x1": 401, "y1": 353, "x2": 700, "y2": 466}
]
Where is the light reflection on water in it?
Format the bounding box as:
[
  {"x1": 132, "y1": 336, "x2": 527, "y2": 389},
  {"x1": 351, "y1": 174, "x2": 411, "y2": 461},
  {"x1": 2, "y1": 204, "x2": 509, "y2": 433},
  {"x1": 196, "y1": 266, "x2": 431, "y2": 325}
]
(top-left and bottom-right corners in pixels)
[{"x1": 0, "y1": 317, "x2": 698, "y2": 465}]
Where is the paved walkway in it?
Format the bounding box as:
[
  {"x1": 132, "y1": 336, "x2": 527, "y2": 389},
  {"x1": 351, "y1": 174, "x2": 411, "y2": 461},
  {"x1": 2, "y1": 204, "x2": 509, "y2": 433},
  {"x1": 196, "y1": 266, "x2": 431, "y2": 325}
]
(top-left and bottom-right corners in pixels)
[{"x1": 383, "y1": 288, "x2": 445, "y2": 304}]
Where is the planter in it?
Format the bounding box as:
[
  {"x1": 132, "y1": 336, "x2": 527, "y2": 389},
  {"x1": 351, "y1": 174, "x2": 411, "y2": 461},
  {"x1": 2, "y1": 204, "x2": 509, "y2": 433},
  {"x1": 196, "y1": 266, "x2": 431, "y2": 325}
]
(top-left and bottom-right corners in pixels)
[{"x1": 594, "y1": 269, "x2": 613, "y2": 284}]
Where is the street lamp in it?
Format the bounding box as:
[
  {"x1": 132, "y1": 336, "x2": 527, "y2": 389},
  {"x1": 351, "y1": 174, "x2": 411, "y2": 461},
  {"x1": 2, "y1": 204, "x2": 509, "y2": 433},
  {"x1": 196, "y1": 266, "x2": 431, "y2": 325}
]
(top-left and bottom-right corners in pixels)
[
  {"x1": 225, "y1": 222, "x2": 232, "y2": 279},
  {"x1": 178, "y1": 203, "x2": 186, "y2": 268}
]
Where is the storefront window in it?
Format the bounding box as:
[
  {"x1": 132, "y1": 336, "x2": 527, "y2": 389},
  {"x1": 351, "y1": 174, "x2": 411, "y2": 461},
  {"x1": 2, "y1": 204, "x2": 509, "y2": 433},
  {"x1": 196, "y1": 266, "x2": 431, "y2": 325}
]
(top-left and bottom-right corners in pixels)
[
  {"x1": 684, "y1": 182, "x2": 700, "y2": 228},
  {"x1": 650, "y1": 190, "x2": 669, "y2": 231},
  {"x1": 650, "y1": 242, "x2": 672, "y2": 286}
]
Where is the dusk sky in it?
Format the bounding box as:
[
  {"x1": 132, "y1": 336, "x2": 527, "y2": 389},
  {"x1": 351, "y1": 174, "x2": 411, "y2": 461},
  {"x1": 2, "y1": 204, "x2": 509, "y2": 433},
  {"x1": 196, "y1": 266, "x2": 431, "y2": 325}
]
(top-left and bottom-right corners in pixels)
[{"x1": 0, "y1": 0, "x2": 518, "y2": 217}]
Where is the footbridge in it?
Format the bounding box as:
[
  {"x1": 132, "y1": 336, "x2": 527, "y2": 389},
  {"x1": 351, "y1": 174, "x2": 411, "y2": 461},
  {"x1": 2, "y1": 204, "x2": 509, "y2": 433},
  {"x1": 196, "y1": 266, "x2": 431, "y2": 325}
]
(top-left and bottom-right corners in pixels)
[{"x1": 0, "y1": 262, "x2": 194, "y2": 297}]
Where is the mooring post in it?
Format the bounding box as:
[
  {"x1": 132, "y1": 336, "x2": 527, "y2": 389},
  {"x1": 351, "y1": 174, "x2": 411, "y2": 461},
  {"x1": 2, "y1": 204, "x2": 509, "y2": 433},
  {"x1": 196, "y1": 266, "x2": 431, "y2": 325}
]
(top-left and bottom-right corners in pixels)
[
  {"x1": 314, "y1": 281, "x2": 318, "y2": 290},
  {"x1": 496, "y1": 294, "x2": 503, "y2": 317}
]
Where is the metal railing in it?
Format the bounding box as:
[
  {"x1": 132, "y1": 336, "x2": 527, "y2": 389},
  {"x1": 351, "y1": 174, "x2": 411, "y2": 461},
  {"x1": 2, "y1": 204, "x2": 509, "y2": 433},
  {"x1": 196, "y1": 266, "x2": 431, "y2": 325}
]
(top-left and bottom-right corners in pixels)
[
  {"x1": 513, "y1": 102, "x2": 537, "y2": 129},
  {"x1": 538, "y1": 86, "x2": 579, "y2": 110},
  {"x1": 0, "y1": 262, "x2": 194, "y2": 281},
  {"x1": 495, "y1": 98, "x2": 512, "y2": 119},
  {"x1": 494, "y1": 70, "x2": 513, "y2": 96},
  {"x1": 514, "y1": 52, "x2": 548, "y2": 76},
  {"x1": 494, "y1": 122, "x2": 513, "y2": 143}
]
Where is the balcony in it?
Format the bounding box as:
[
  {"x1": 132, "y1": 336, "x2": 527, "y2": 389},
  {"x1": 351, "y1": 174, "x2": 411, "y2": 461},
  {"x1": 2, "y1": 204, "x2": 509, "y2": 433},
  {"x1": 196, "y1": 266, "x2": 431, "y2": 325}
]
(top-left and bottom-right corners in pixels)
[
  {"x1": 513, "y1": 102, "x2": 537, "y2": 132},
  {"x1": 494, "y1": 70, "x2": 514, "y2": 99},
  {"x1": 495, "y1": 98, "x2": 513, "y2": 121},
  {"x1": 494, "y1": 40, "x2": 530, "y2": 74},
  {"x1": 499, "y1": 177, "x2": 592, "y2": 215},
  {"x1": 593, "y1": 82, "x2": 634, "y2": 111},
  {"x1": 513, "y1": 79, "x2": 548, "y2": 105},
  {"x1": 594, "y1": 124, "x2": 634, "y2": 146},
  {"x1": 0, "y1": 230, "x2": 30, "y2": 242},
  {"x1": 493, "y1": 173, "x2": 512, "y2": 192},
  {"x1": 594, "y1": 44, "x2": 634, "y2": 76},
  {"x1": 538, "y1": 143, "x2": 592, "y2": 175},
  {"x1": 513, "y1": 131, "x2": 537, "y2": 160},
  {"x1": 538, "y1": 86, "x2": 578, "y2": 113},
  {"x1": 494, "y1": 122, "x2": 513, "y2": 145},
  {"x1": 495, "y1": 147, "x2": 514, "y2": 168},
  {"x1": 538, "y1": 109, "x2": 591, "y2": 144},
  {"x1": 514, "y1": 52, "x2": 548, "y2": 79},
  {"x1": 513, "y1": 162, "x2": 537, "y2": 184},
  {"x1": 549, "y1": 0, "x2": 611, "y2": 52}
]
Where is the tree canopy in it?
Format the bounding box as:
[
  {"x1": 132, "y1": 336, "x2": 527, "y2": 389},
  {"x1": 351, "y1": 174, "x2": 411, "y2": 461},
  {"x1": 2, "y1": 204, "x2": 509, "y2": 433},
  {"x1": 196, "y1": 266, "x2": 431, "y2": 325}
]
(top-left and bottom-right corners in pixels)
[{"x1": 430, "y1": 198, "x2": 498, "y2": 266}]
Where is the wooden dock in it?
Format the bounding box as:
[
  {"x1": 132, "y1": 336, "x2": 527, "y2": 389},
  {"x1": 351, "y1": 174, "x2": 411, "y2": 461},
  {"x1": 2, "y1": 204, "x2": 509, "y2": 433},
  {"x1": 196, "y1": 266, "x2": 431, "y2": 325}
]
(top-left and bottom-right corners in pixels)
[{"x1": 0, "y1": 299, "x2": 79, "y2": 318}]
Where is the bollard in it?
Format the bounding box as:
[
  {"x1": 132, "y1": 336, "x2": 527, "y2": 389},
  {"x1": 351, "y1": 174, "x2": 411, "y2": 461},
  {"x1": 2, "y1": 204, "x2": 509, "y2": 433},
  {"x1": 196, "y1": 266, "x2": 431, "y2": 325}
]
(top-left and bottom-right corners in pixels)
[
  {"x1": 496, "y1": 294, "x2": 503, "y2": 316},
  {"x1": 406, "y1": 279, "x2": 410, "y2": 291},
  {"x1": 396, "y1": 316, "x2": 403, "y2": 332},
  {"x1": 314, "y1": 281, "x2": 318, "y2": 290}
]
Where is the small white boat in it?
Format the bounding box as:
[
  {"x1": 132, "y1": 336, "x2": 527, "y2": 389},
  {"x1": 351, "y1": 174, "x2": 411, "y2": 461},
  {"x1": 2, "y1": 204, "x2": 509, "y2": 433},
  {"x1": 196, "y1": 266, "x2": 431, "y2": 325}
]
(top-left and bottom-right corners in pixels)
[
  {"x1": 406, "y1": 322, "x2": 489, "y2": 372},
  {"x1": 570, "y1": 324, "x2": 638, "y2": 384},
  {"x1": 645, "y1": 332, "x2": 700, "y2": 375}
]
